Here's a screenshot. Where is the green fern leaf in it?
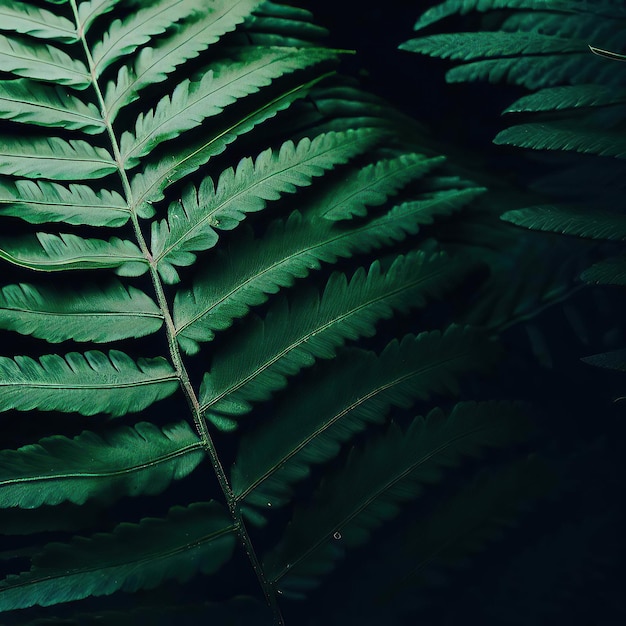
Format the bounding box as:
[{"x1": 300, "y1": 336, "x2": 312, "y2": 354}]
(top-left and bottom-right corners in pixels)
[
  {"x1": 0, "y1": 351, "x2": 178, "y2": 417},
  {"x1": 200, "y1": 250, "x2": 470, "y2": 430},
  {"x1": 581, "y1": 348, "x2": 626, "y2": 371},
  {"x1": 502, "y1": 205, "x2": 626, "y2": 240},
  {"x1": 0, "y1": 136, "x2": 115, "y2": 180},
  {"x1": 129, "y1": 74, "x2": 323, "y2": 211},
  {"x1": 503, "y1": 84, "x2": 626, "y2": 113},
  {"x1": 0, "y1": 233, "x2": 147, "y2": 275},
  {"x1": 0, "y1": 421, "x2": 203, "y2": 508},
  {"x1": 91, "y1": 0, "x2": 201, "y2": 76},
  {"x1": 121, "y1": 46, "x2": 338, "y2": 168},
  {"x1": 494, "y1": 121, "x2": 626, "y2": 158},
  {"x1": 317, "y1": 153, "x2": 445, "y2": 221},
  {"x1": 233, "y1": 325, "x2": 499, "y2": 512},
  {"x1": 0, "y1": 79, "x2": 105, "y2": 134},
  {"x1": 0, "y1": 180, "x2": 129, "y2": 227},
  {"x1": 0, "y1": 501, "x2": 236, "y2": 611},
  {"x1": 174, "y1": 187, "x2": 484, "y2": 353},
  {"x1": 0, "y1": 1, "x2": 77, "y2": 42},
  {"x1": 264, "y1": 401, "x2": 531, "y2": 594},
  {"x1": 0, "y1": 281, "x2": 163, "y2": 343},
  {"x1": 0, "y1": 34, "x2": 89, "y2": 88},
  {"x1": 152, "y1": 129, "x2": 380, "y2": 284},
  {"x1": 103, "y1": 0, "x2": 262, "y2": 119},
  {"x1": 581, "y1": 255, "x2": 626, "y2": 285}
]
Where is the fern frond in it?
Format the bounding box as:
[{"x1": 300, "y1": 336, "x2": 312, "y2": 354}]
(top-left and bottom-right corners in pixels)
[
  {"x1": 0, "y1": 79, "x2": 104, "y2": 134},
  {"x1": 0, "y1": 136, "x2": 115, "y2": 180},
  {"x1": 264, "y1": 401, "x2": 531, "y2": 595},
  {"x1": 502, "y1": 205, "x2": 626, "y2": 240},
  {"x1": 0, "y1": 422, "x2": 203, "y2": 508},
  {"x1": 77, "y1": 1, "x2": 126, "y2": 35},
  {"x1": 233, "y1": 326, "x2": 499, "y2": 512},
  {"x1": 0, "y1": 233, "x2": 147, "y2": 275},
  {"x1": 200, "y1": 251, "x2": 471, "y2": 430},
  {"x1": 103, "y1": 0, "x2": 262, "y2": 120},
  {"x1": 0, "y1": 281, "x2": 163, "y2": 343},
  {"x1": 0, "y1": 351, "x2": 178, "y2": 417},
  {"x1": 0, "y1": 502, "x2": 236, "y2": 611},
  {"x1": 581, "y1": 348, "x2": 626, "y2": 371},
  {"x1": 120, "y1": 46, "x2": 338, "y2": 168},
  {"x1": 0, "y1": 180, "x2": 129, "y2": 227},
  {"x1": 151, "y1": 129, "x2": 380, "y2": 284},
  {"x1": 0, "y1": 34, "x2": 90, "y2": 88},
  {"x1": 0, "y1": 1, "x2": 77, "y2": 42}
]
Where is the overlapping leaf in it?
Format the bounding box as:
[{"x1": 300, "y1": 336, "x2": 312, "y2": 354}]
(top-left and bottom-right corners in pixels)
[
  {"x1": 0, "y1": 350, "x2": 178, "y2": 417},
  {"x1": 0, "y1": 421, "x2": 203, "y2": 508},
  {"x1": 264, "y1": 401, "x2": 532, "y2": 594},
  {"x1": 200, "y1": 250, "x2": 472, "y2": 430},
  {"x1": 0, "y1": 502, "x2": 236, "y2": 611},
  {"x1": 233, "y1": 326, "x2": 499, "y2": 514},
  {"x1": 151, "y1": 129, "x2": 381, "y2": 283}
]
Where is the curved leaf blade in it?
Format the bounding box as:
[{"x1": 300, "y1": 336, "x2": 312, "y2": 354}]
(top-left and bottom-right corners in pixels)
[
  {"x1": 0, "y1": 79, "x2": 104, "y2": 134},
  {"x1": 0, "y1": 34, "x2": 90, "y2": 88},
  {"x1": 0, "y1": 502, "x2": 235, "y2": 611},
  {"x1": 0, "y1": 422, "x2": 203, "y2": 508},
  {"x1": 0, "y1": 233, "x2": 147, "y2": 275},
  {"x1": 0, "y1": 350, "x2": 179, "y2": 417},
  {"x1": 0, "y1": 137, "x2": 116, "y2": 180},
  {"x1": 0, "y1": 281, "x2": 163, "y2": 343},
  {"x1": 0, "y1": 180, "x2": 129, "y2": 227},
  {"x1": 0, "y1": 1, "x2": 77, "y2": 42}
]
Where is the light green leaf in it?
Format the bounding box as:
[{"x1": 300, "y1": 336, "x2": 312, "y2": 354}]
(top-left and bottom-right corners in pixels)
[
  {"x1": 0, "y1": 232, "x2": 147, "y2": 275},
  {"x1": 581, "y1": 255, "x2": 626, "y2": 285},
  {"x1": 104, "y1": 0, "x2": 262, "y2": 120},
  {"x1": 0, "y1": 179, "x2": 130, "y2": 227},
  {"x1": 0, "y1": 34, "x2": 90, "y2": 88},
  {"x1": 0, "y1": 136, "x2": 116, "y2": 180},
  {"x1": 0, "y1": 422, "x2": 203, "y2": 508},
  {"x1": 0, "y1": 79, "x2": 104, "y2": 134},
  {"x1": 0, "y1": 281, "x2": 163, "y2": 343},
  {"x1": 121, "y1": 46, "x2": 338, "y2": 168},
  {"x1": 0, "y1": 1, "x2": 77, "y2": 42},
  {"x1": 200, "y1": 250, "x2": 470, "y2": 430},
  {"x1": 152, "y1": 129, "x2": 381, "y2": 284},
  {"x1": 91, "y1": 0, "x2": 202, "y2": 75},
  {"x1": 0, "y1": 350, "x2": 179, "y2": 417},
  {"x1": 264, "y1": 401, "x2": 531, "y2": 593},
  {"x1": 233, "y1": 326, "x2": 499, "y2": 512},
  {"x1": 0, "y1": 501, "x2": 235, "y2": 611}
]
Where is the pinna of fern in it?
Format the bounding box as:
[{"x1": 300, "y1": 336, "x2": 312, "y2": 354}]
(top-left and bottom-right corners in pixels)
[{"x1": 0, "y1": 1, "x2": 537, "y2": 624}]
